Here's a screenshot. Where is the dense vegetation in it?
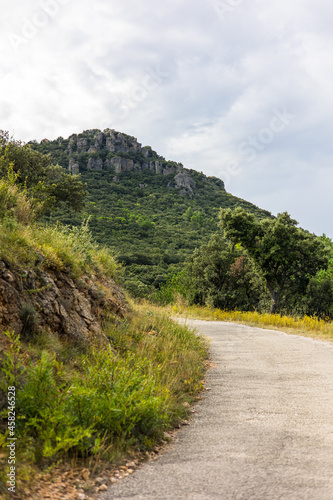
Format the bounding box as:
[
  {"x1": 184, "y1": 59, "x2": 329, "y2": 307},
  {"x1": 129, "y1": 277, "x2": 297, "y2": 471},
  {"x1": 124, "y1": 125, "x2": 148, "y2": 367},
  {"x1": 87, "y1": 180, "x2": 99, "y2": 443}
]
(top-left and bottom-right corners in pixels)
[
  {"x1": 0, "y1": 308, "x2": 207, "y2": 497},
  {"x1": 0, "y1": 131, "x2": 87, "y2": 213},
  {"x1": 163, "y1": 209, "x2": 333, "y2": 318},
  {"x1": 4, "y1": 127, "x2": 333, "y2": 318},
  {"x1": 30, "y1": 129, "x2": 271, "y2": 295}
]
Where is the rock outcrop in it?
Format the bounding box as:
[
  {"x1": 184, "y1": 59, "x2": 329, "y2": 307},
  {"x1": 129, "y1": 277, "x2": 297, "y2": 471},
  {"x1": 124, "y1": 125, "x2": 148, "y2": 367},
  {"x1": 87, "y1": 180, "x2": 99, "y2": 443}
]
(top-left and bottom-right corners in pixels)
[
  {"x1": 60, "y1": 128, "x2": 225, "y2": 196},
  {"x1": 171, "y1": 172, "x2": 196, "y2": 197},
  {"x1": 0, "y1": 261, "x2": 128, "y2": 343},
  {"x1": 87, "y1": 158, "x2": 104, "y2": 170},
  {"x1": 69, "y1": 158, "x2": 80, "y2": 175}
]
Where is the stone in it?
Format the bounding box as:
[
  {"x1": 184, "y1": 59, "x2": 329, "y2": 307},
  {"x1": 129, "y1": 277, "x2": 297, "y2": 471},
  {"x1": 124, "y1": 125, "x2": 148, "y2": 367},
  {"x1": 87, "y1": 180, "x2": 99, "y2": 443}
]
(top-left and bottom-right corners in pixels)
[
  {"x1": 2, "y1": 271, "x2": 14, "y2": 283},
  {"x1": 174, "y1": 172, "x2": 196, "y2": 197},
  {"x1": 111, "y1": 157, "x2": 122, "y2": 173},
  {"x1": 106, "y1": 136, "x2": 116, "y2": 152},
  {"x1": 94, "y1": 477, "x2": 105, "y2": 485},
  {"x1": 69, "y1": 158, "x2": 80, "y2": 175},
  {"x1": 81, "y1": 469, "x2": 90, "y2": 481},
  {"x1": 77, "y1": 137, "x2": 88, "y2": 151},
  {"x1": 87, "y1": 158, "x2": 103, "y2": 170},
  {"x1": 0, "y1": 262, "x2": 128, "y2": 341},
  {"x1": 97, "y1": 484, "x2": 108, "y2": 492},
  {"x1": 163, "y1": 166, "x2": 176, "y2": 176},
  {"x1": 111, "y1": 157, "x2": 134, "y2": 173},
  {"x1": 94, "y1": 132, "x2": 104, "y2": 146},
  {"x1": 115, "y1": 145, "x2": 130, "y2": 154}
]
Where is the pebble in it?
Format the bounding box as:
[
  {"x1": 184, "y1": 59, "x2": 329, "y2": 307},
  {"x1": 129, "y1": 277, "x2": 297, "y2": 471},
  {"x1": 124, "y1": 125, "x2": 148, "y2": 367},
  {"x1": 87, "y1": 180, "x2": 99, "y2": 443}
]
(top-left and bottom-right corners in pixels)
[
  {"x1": 97, "y1": 484, "x2": 108, "y2": 492},
  {"x1": 95, "y1": 477, "x2": 105, "y2": 485}
]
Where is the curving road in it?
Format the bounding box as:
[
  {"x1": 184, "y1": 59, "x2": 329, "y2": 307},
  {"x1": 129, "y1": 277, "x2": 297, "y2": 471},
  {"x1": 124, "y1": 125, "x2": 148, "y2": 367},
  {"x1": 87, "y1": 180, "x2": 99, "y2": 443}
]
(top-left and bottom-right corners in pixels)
[{"x1": 100, "y1": 320, "x2": 333, "y2": 500}]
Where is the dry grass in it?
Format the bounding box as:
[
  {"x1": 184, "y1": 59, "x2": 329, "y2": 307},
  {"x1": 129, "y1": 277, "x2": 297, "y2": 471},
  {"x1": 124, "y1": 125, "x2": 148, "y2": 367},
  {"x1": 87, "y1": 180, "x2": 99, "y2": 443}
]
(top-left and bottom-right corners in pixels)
[{"x1": 169, "y1": 304, "x2": 333, "y2": 343}]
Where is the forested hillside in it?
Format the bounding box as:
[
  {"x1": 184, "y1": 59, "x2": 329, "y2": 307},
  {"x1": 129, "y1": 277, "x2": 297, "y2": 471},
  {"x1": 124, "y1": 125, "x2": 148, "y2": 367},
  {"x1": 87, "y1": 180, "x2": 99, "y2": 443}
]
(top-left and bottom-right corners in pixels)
[{"x1": 30, "y1": 128, "x2": 271, "y2": 294}]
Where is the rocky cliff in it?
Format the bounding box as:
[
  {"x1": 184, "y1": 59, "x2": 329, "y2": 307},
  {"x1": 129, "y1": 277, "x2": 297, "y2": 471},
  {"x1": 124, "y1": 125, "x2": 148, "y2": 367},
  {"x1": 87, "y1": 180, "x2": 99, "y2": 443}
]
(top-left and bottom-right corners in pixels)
[
  {"x1": 38, "y1": 129, "x2": 225, "y2": 198},
  {"x1": 0, "y1": 260, "x2": 128, "y2": 343}
]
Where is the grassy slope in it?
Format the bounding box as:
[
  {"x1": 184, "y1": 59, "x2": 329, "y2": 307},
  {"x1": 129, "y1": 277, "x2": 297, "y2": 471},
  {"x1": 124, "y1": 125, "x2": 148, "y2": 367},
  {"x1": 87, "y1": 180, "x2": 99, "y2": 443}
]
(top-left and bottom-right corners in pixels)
[{"x1": 0, "y1": 180, "x2": 209, "y2": 498}]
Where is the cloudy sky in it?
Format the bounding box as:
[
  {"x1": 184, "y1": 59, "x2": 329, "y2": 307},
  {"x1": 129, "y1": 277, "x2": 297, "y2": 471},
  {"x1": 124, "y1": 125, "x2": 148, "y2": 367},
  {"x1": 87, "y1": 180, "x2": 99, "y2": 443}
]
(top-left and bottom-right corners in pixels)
[{"x1": 1, "y1": 0, "x2": 333, "y2": 236}]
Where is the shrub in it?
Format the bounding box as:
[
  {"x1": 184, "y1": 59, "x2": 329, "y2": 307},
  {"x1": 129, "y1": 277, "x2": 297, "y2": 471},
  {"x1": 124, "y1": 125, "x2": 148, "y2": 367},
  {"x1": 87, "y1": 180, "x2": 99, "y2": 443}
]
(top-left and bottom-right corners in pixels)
[{"x1": 19, "y1": 304, "x2": 38, "y2": 339}]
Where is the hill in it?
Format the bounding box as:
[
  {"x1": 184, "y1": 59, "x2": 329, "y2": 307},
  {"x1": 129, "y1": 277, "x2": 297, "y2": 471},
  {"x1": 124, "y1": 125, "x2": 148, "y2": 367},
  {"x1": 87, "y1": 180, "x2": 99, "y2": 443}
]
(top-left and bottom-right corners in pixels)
[{"x1": 30, "y1": 129, "x2": 271, "y2": 294}]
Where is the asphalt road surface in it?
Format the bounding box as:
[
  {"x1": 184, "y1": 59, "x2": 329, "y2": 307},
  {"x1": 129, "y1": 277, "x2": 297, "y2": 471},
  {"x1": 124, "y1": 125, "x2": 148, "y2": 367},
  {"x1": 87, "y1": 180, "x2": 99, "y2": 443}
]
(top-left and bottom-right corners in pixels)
[{"x1": 100, "y1": 320, "x2": 333, "y2": 500}]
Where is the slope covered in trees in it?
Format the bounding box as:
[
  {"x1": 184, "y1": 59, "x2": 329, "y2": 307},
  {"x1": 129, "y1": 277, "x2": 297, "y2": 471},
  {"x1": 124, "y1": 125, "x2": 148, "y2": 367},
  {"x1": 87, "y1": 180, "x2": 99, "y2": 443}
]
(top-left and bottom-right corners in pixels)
[{"x1": 30, "y1": 128, "x2": 271, "y2": 294}]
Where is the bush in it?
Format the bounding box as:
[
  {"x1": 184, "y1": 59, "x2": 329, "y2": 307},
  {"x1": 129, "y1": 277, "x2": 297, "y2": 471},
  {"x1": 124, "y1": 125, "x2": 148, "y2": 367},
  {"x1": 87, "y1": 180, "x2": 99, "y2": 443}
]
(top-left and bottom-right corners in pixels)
[
  {"x1": 305, "y1": 278, "x2": 333, "y2": 319},
  {"x1": 19, "y1": 303, "x2": 38, "y2": 339}
]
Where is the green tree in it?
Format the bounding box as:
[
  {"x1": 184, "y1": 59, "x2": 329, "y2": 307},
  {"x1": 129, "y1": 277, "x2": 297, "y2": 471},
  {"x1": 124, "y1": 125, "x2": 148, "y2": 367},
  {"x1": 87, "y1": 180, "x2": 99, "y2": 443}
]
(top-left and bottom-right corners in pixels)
[
  {"x1": 219, "y1": 208, "x2": 329, "y2": 314},
  {"x1": 0, "y1": 131, "x2": 87, "y2": 212},
  {"x1": 180, "y1": 234, "x2": 268, "y2": 310}
]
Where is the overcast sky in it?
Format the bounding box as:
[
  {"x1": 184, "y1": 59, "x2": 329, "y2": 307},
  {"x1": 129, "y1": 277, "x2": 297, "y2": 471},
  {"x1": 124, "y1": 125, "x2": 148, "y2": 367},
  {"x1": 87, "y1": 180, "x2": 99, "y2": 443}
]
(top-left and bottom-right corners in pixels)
[{"x1": 1, "y1": 0, "x2": 333, "y2": 237}]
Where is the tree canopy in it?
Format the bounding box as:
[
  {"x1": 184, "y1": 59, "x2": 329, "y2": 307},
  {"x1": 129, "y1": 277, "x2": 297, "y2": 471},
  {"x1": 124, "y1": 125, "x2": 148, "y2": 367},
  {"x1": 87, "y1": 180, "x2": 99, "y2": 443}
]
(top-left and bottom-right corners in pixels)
[
  {"x1": 180, "y1": 233, "x2": 268, "y2": 311},
  {"x1": 0, "y1": 131, "x2": 87, "y2": 213},
  {"x1": 219, "y1": 208, "x2": 329, "y2": 313}
]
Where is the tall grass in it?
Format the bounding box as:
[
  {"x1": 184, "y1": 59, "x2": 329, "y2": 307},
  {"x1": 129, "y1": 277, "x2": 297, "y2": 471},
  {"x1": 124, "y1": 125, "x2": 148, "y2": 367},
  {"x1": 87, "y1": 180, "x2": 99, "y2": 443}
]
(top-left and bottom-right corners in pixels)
[
  {"x1": 0, "y1": 178, "x2": 118, "y2": 279},
  {"x1": 171, "y1": 304, "x2": 333, "y2": 342},
  {"x1": 0, "y1": 306, "x2": 208, "y2": 497}
]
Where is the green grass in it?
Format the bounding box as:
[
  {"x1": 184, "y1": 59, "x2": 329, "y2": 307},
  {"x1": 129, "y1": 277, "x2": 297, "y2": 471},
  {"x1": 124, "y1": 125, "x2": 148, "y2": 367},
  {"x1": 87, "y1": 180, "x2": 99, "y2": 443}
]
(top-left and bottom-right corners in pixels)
[
  {"x1": 0, "y1": 305, "x2": 208, "y2": 498},
  {"x1": 0, "y1": 178, "x2": 119, "y2": 279}
]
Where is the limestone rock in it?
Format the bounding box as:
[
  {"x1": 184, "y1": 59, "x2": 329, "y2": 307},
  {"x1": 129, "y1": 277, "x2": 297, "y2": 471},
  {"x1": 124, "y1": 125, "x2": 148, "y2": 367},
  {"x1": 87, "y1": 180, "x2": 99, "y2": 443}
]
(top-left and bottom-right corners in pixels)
[
  {"x1": 94, "y1": 131, "x2": 104, "y2": 146},
  {"x1": 0, "y1": 261, "x2": 128, "y2": 343},
  {"x1": 77, "y1": 137, "x2": 88, "y2": 151},
  {"x1": 173, "y1": 172, "x2": 196, "y2": 197},
  {"x1": 106, "y1": 136, "x2": 116, "y2": 152},
  {"x1": 163, "y1": 166, "x2": 177, "y2": 176},
  {"x1": 111, "y1": 157, "x2": 134, "y2": 174},
  {"x1": 87, "y1": 158, "x2": 104, "y2": 170},
  {"x1": 69, "y1": 158, "x2": 79, "y2": 175},
  {"x1": 155, "y1": 161, "x2": 163, "y2": 174}
]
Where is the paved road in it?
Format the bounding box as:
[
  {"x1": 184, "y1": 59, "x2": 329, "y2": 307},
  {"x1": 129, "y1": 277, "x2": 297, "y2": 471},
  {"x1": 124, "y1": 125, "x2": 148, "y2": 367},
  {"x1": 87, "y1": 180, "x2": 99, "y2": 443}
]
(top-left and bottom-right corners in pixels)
[{"x1": 101, "y1": 320, "x2": 333, "y2": 500}]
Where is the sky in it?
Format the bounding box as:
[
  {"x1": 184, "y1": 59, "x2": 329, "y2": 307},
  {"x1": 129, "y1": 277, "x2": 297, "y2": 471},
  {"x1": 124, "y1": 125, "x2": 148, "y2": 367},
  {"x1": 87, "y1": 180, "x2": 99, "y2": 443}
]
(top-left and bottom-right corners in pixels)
[{"x1": 1, "y1": 0, "x2": 333, "y2": 237}]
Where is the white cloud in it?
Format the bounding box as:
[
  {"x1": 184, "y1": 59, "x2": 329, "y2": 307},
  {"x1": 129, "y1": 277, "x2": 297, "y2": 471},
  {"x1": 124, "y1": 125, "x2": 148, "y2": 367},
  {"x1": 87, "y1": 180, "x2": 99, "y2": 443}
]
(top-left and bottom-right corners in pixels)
[{"x1": 1, "y1": 0, "x2": 333, "y2": 235}]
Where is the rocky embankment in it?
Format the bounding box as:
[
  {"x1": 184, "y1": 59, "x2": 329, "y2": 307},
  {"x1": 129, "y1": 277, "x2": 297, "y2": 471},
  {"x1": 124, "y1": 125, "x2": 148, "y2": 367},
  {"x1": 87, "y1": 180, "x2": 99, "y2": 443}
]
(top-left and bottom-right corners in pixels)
[{"x1": 0, "y1": 260, "x2": 127, "y2": 342}]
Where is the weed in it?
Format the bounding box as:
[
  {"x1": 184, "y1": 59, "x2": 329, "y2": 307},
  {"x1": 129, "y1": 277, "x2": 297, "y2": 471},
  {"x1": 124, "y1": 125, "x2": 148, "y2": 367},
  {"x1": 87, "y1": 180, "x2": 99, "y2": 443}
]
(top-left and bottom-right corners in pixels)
[{"x1": 171, "y1": 304, "x2": 333, "y2": 342}]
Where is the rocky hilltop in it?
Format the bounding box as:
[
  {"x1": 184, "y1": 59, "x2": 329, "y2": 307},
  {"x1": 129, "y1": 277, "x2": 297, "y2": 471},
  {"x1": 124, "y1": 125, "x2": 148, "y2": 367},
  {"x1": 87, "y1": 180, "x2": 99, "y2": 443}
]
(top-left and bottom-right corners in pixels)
[{"x1": 36, "y1": 129, "x2": 225, "y2": 198}]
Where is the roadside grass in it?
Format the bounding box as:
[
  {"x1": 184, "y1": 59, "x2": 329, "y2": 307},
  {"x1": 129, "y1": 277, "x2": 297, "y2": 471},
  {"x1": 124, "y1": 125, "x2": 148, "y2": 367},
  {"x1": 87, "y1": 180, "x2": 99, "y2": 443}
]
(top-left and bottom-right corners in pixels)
[
  {"x1": 0, "y1": 304, "x2": 209, "y2": 498},
  {"x1": 170, "y1": 304, "x2": 333, "y2": 342},
  {"x1": 0, "y1": 178, "x2": 119, "y2": 280}
]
